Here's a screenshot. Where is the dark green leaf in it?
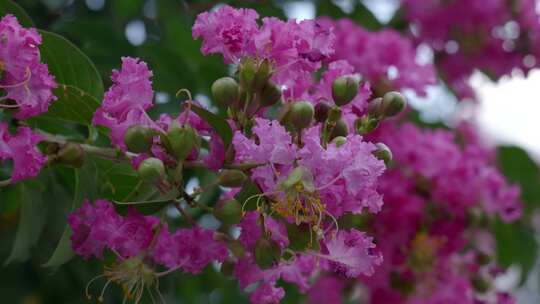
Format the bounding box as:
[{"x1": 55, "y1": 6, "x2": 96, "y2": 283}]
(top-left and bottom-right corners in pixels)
[
  {"x1": 0, "y1": 0, "x2": 34, "y2": 27},
  {"x1": 234, "y1": 179, "x2": 261, "y2": 211},
  {"x1": 493, "y1": 219, "x2": 537, "y2": 284},
  {"x1": 190, "y1": 104, "x2": 233, "y2": 148},
  {"x1": 4, "y1": 181, "x2": 46, "y2": 265},
  {"x1": 37, "y1": 30, "x2": 103, "y2": 125},
  {"x1": 498, "y1": 146, "x2": 540, "y2": 216}
]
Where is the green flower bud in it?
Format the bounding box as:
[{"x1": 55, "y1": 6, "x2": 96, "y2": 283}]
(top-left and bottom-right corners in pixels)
[
  {"x1": 329, "y1": 119, "x2": 349, "y2": 140},
  {"x1": 290, "y1": 101, "x2": 314, "y2": 130},
  {"x1": 355, "y1": 116, "x2": 380, "y2": 135},
  {"x1": 259, "y1": 81, "x2": 282, "y2": 107},
  {"x1": 212, "y1": 77, "x2": 239, "y2": 107},
  {"x1": 254, "y1": 237, "x2": 281, "y2": 269},
  {"x1": 471, "y1": 275, "x2": 491, "y2": 293},
  {"x1": 124, "y1": 125, "x2": 155, "y2": 153},
  {"x1": 331, "y1": 136, "x2": 347, "y2": 147},
  {"x1": 57, "y1": 143, "x2": 85, "y2": 168},
  {"x1": 373, "y1": 142, "x2": 393, "y2": 166},
  {"x1": 138, "y1": 157, "x2": 165, "y2": 182},
  {"x1": 253, "y1": 59, "x2": 273, "y2": 91},
  {"x1": 218, "y1": 169, "x2": 247, "y2": 187},
  {"x1": 327, "y1": 106, "x2": 342, "y2": 122},
  {"x1": 367, "y1": 97, "x2": 385, "y2": 119},
  {"x1": 332, "y1": 75, "x2": 359, "y2": 106},
  {"x1": 239, "y1": 58, "x2": 258, "y2": 92},
  {"x1": 166, "y1": 121, "x2": 200, "y2": 161},
  {"x1": 214, "y1": 199, "x2": 242, "y2": 226},
  {"x1": 314, "y1": 101, "x2": 331, "y2": 122},
  {"x1": 228, "y1": 239, "x2": 246, "y2": 259},
  {"x1": 382, "y1": 91, "x2": 407, "y2": 117}
]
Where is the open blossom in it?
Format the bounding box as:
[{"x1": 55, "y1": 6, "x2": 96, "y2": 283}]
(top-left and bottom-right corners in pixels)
[
  {"x1": 0, "y1": 123, "x2": 46, "y2": 182},
  {"x1": 324, "y1": 18, "x2": 436, "y2": 96},
  {"x1": 402, "y1": 0, "x2": 540, "y2": 99},
  {"x1": 68, "y1": 199, "x2": 158, "y2": 259},
  {"x1": 0, "y1": 15, "x2": 57, "y2": 119},
  {"x1": 152, "y1": 226, "x2": 228, "y2": 274},
  {"x1": 92, "y1": 57, "x2": 157, "y2": 149},
  {"x1": 193, "y1": 5, "x2": 335, "y2": 98}
]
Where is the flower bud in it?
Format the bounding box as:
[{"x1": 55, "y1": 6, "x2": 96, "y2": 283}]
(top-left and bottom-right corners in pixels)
[
  {"x1": 57, "y1": 143, "x2": 85, "y2": 168},
  {"x1": 332, "y1": 75, "x2": 359, "y2": 106},
  {"x1": 211, "y1": 77, "x2": 239, "y2": 107},
  {"x1": 382, "y1": 91, "x2": 407, "y2": 117},
  {"x1": 213, "y1": 199, "x2": 242, "y2": 226},
  {"x1": 253, "y1": 59, "x2": 273, "y2": 91},
  {"x1": 327, "y1": 106, "x2": 342, "y2": 122},
  {"x1": 331, "y1": 136, "x2": 347, "y2": 147},
  {"x1": 239, "y1": 58, "x2": 257, "y2": 92},
  {"x1": 373, "y1": 143, "x2": 393, "y2": 166},
  {"x1": 367, "y1": 97, "x2": 385, "y2": 119},
  {"x1": 221, "y1": 260, "x2": 235, "y2": 276},
  {"x1": 355, "y1": 116, "x2": 380, "y2": 135},
  {"x1": 314, "y1": 101, "x2": 331, "y2": 122},
  {"x1": 329, "y1": 119, "x2": 349, "y2": 140},
  {"x1": 254, "y1": 237, "x2": 281, "y2": 269},
  {"x1": 218, "y1": 169, "x2": 247, "y2": 187},
  {"x1": 471, "y1": 275, "x2": 491, "y2": 293},
  {"x1": 124, "y1": 125, "x2": 155, "y2": 153},
  {"x1": 259, "y1": 81, "x2": 282, "y2": 107},
  {"x1": 290, "y1": 101, "x2": 314, "y2": 130},
  {"x1": 166, "y1": 121, "x2": 200, "y2": 161},
  {"x1": 228, "y1": 239, "x2": 245, "y2": 259},
  {"x1": 138, "y1": 157, "x2": 165, "y2": 182}
]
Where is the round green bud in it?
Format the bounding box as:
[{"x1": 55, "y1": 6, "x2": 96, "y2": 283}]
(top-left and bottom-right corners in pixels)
[
  {"x1": 57, "y1": 143, "x2": 85, "y2": 168},
  {"x1": 212, "y1": 77, "x2": 239, "y2": 107},
  {"x1": 290, "y1": 101, "x2": 314, "y2": 130},
  {"x1": 138, "y1": 157, "x2": 165, "y2": 182},
  {"x1": 373, "y1": 142, "x2": 393, "y2": 166},
  {"x1": 331, "y1": 136, "x2": 347, "y2": 147},
  {"x1": 239, "y1": 58, "x2": 258, "y2": 92},
  {"x1": 471, "y1": 275, "x2": 491, "y2": 293},
  {"x1": 367, "y1": 97, "x2": 385, "y2": 119},
  {"x1": 355, "y1": 116, "x2": 380, "y2": 135},
  {"x1": 314, "y1": 101, "x2": 331, "y2": 122},
  {"x1": 254, "y1": 237, "x2": 281, "y2": 269},
  {"x1": 124, "y1": 125, "x2": 155, "y2": 153},
  {"x1": 332, "y1": 75, "x2": 359, "y2": 106},
  {"x1": 259, "y1": 81, "x2": 282, "y2": 107},
  {"x1": 228, "y1": 239, "x2": 246, "y2": 259},
  {"x1": 214, "y1": 199, "x2": 242, "y2": 226},
  {"x1": 218, "y1": 169, "x2": 247, "y2": 188},
  {"x1": 382, "y1": 91, "x2": 407, "y2": 117},
  {"x1": 329, "y1": 119, "x2": 349, "y2": 140},
  {"x1": 327, "y1": 106, "x2": 342, "y2": 122},
  {"x1": 166, "y1": 122, "x2": 201, "y2": 161},
  {"x1": 220, "y1": 260, "x2": 235, "y2": 276}
]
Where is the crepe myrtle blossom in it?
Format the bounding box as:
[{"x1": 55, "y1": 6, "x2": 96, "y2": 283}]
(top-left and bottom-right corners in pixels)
[
  {"x1": 0, "y1": 123, "x2": 46, "y2": 182},
  {"x1": 193, "y1": 5, "x2": 335, "y2": 99},
  {"x1": 0, "y1": 15, "x2": 57, "y2": 119}
]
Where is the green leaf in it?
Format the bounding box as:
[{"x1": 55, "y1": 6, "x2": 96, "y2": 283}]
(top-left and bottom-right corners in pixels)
[
  {"x1": 190, "y1": 104, "x2": 233, "y2": 148},
  {"x1": 351, "y1": 2, "x2": 382, "y2": 30},
  {"x1": 0, "y1": 0, "x2": 34, "y2": 27},
  {"x1": 36, "y1": 30, "x2": 103, "y2": 125},
  {"x1": 493, "y1": 219, "x2": 537, "y2": 284},
  {"x1": 114, "y1": 189, "x2": 179, "y2": 215},
  {"x1": 43, "y1": 161, "x2": 99, "y2": 267},
  {"x1": 498, "y1": 146, "x2": 540, "y2": 216},
  {"x1": 234, "y1": 179, "x2": 261, "y2": 211},
  {"x1": 4, "y1": 181, "x2": 46, "y2": 265}
]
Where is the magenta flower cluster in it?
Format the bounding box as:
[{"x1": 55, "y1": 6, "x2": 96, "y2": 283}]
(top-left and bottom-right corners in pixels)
[{"x1": 0, "y1": 3, "x2": 535, "y2": 304}]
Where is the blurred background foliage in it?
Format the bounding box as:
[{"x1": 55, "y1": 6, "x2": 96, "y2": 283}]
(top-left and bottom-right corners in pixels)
[{"x1": 0, "y1": 0, "x2": 539, "y2": 303}]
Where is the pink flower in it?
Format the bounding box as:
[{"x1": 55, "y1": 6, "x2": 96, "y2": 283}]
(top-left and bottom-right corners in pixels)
[
  {"x1": 68, "y1": 200, "x2": 159, "y2": 259},
  {"x1": 192, "y1": 5, "x2": 259, "y2": 63},
  {"x1": 307, "y1": 276, "x2": 344, "y2": 304},
  {"x1": 153, "y1": 226, "x2": 228, "y2": 274},
  {"x1": 92, "y1": 57, "x2": 157, "y2": 149},
  {"x1": 325, "y1": 18, "x2": 436, "y2": 96},
  {"x1": 249, "y1": 282, "x2": 285, "y2": 304},
  {"x1": 0, "y1": 124, "x2": 46, "y2": 183},
  {"x1": 238, "y1": 211, "x2": 289, "y2": 251},
  {"x1": 0, "y1": 15, "x2": 57, "y2": 119},
  {"x1": 318, "y1": 229, "x2": 383, "y2": 278}
]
